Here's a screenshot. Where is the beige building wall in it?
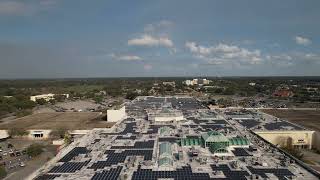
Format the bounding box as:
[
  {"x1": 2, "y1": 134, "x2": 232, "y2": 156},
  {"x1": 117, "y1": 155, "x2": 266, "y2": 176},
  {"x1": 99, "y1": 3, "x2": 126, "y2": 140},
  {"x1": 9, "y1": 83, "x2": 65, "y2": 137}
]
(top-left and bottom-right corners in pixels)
[
  {"x1": 107, "y1": 106, "x2": 126, "y2": 122},
  {"x1": 0, "y1": 130, "x2": 9, "y2": 139},
  {"x1": 255, "y1": 130, "x2": 314, "y2": 149},
  {"x1": 312, "y1": 131, "x2": 320, "y2": 151},
  {"x1": 28, "y1": 130, "x2": 52, "y2": 139}
]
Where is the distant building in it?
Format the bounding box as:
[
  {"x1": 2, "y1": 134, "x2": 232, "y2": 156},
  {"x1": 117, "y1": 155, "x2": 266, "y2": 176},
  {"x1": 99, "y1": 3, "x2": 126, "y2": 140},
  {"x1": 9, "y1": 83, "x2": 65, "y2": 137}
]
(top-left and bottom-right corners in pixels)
[
  {"x1": 148, "y1": 107, "x2": 184, "y2": 122},
  {"x1": 30, "y1": 93, "x2": 69, "y2": 102},
  {"x1": 249, "y1": 82, "x2": 256, "y2": 86},
  {"x1": 3, "y1": 96, "x2": 13, "y2": 98},
  {"x1": 272, "y1": 90, "x2": 294, "y2": 97},
  {"x1": 107, "y1": 106, "x2": 126, "y2": 122},
  {"x1": 162, "y1": 81, "x2": 175, "y2": 86},
  {"x1": 184, "y1": 79, "x2": 210, "y2": 86}
]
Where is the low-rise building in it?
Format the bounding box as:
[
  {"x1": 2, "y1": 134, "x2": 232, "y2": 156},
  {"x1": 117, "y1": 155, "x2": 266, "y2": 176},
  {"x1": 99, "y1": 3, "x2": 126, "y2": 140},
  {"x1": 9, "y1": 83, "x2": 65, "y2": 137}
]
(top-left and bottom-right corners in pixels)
[{"x1": 30, "y1": 93, "x2": 69, "y2": 102}]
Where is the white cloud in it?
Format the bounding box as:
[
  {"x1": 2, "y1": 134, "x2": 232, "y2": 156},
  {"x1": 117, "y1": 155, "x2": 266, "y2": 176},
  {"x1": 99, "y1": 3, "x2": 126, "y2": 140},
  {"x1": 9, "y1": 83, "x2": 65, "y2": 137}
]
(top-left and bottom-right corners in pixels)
[
  {"x1": 185, "y1": 42, "x2": 262, "y2": 65},
  {"x1": 0, "y1": 0, "x2": 59, "y2": 16},
  {"x1": 144, "y1": 20, "x2": 173, "y2": 33},
  {"x1": 110, "y1": 53, "x2": 142, "y2": 61},
  {"x1": 128, "y1": 35, "x2": 173, "y2": 48},
  {"x1": 295, "y1": 36, "x2": 311, "y2": 46}
]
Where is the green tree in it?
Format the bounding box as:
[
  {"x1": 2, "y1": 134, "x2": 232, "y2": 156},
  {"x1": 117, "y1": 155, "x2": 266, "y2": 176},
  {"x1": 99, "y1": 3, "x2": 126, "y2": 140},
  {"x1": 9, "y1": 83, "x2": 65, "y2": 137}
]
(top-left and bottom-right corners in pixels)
[
  {"x1": 26, "y1": 143, "x2": 44, "y2": 157},
  {"x1": 0, "y1": 166, "x2": 7, "y2": 179},
  {"x1": 8, "y1": 128, "x2": 29, "y2": 137},
  {"x1": 50, "y1": 128, "x2": 68, "y2": 139},
  {"x1": 93, "y1": 95, "x2": 103, "y2": 103},
  {"x1": 36, "y1": 98, "x2": 47, "y2": 105},
  {"x1": 15, "y1": 109, "x2": 32, "y2": 118},
  {"x1": 125, "y1": 91, "x2": 138, "y2": 100},
  {"x1": 53, "y1": 94, "x2": 67, "y2": 102},
  {"x1": 64, "y1": 134, "x2": 72, "y2": 145}
]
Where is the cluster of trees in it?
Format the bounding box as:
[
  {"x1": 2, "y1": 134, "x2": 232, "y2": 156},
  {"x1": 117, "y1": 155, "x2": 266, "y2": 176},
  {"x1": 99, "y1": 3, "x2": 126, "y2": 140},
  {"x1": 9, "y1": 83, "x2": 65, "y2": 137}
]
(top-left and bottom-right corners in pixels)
[
  {"x1": 0, "y1": 166, "x2": 6, "y2": 179},
  {"x1": 0, "y1": 95, "x2": 35, "y2": 118},
  {"x1": 8, "y1": 128, "x2": 29, "y2": 137},
  {"x1": 26, "y1": 143, "x2": 44, "y2": 157}
]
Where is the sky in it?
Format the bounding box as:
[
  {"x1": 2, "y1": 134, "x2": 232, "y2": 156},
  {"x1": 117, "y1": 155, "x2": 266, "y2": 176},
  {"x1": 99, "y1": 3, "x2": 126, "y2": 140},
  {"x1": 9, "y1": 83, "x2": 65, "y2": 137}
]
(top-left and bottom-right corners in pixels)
[{"x1": 0, "y1": 0, "x2": 320, "y2": 78}]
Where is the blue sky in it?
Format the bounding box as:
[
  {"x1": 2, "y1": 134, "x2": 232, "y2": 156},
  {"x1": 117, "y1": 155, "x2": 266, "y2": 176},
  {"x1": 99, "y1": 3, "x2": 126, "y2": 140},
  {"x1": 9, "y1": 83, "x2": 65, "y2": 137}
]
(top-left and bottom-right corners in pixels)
[{"x1": 0, "y1": 0, "x2": 320, "y2": 78}]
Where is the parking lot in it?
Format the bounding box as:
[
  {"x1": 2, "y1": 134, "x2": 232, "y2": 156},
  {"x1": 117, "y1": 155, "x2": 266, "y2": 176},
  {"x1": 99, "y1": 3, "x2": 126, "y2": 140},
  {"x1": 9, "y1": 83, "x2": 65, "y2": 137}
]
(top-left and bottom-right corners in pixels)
[{"x1": 0, "y1": 139, "x2": 57, "y2": 180}]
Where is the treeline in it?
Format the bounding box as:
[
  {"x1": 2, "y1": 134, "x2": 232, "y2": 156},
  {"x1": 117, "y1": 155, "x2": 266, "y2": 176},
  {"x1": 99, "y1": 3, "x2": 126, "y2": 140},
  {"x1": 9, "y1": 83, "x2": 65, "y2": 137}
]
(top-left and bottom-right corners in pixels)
[{"x1": 0, "y1": 95, "x2": 36, "y2": 118}]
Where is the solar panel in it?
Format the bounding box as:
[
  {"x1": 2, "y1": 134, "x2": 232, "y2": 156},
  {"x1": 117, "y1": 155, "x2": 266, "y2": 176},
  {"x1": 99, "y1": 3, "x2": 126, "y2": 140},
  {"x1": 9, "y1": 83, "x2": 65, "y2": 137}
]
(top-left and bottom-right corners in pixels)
[
  {"x1": 158, "y1": 137, "x2": 178, "y2": 143},
  {"x1": 236, "y1": 119, "x2": 260, "y2": 129},
  {"x1": 211, "y1": 164, "x2": 249, "y2": 180},
  {"x1": 59, "y1": 147, "x2": 90, "y2": 162},
  {"x1": 132, "y1": 165, "x2": 211, "y2": 180},
  {"x1": 91, "y1": 166, "x2": 123, "y2": 180},
  {"x1": 89, "y1": 150, "x2": 153, "y2": 169},
  {"x1": 111, "y1": 140, "x2": 154, "y2": 149},
  {"x1": 247, "y1": 166, "x2": 295, "y2": 180},
  {"x1": 49, "y1": 160, "x2": 90, "y2": 173},
  {"x1": 115, "y1": 135, "x2": 136, "y2": 140},
  {"x1": 264, "y1": 122, "x2": 303, "y2": 131},
  {"x1": 232, "y1": 148, "x2": 252, "y2": 157},
  {"x1": 34, "y1": 174, "x2": 61, "y2": 180}
]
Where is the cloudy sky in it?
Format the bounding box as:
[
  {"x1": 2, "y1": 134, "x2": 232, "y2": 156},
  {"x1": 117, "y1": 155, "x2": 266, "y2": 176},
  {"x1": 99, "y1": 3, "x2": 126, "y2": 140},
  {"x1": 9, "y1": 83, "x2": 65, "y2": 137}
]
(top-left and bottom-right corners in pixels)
[{"x1": 0, "y1": 0, "x2": 320, "y2": 78}]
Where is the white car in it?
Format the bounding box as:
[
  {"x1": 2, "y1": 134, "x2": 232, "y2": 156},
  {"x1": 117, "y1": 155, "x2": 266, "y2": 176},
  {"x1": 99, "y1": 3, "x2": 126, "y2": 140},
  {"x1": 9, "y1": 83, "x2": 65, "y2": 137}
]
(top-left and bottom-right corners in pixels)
[{"x1": 19, "y1": 162, "x2": 25, "y2": 167}]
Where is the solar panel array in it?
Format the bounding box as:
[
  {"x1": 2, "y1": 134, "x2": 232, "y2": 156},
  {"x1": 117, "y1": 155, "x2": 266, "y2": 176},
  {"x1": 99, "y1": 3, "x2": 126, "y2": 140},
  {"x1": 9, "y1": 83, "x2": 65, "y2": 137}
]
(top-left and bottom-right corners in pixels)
[
  {"x1": 111, "y1": 140, "x2": 154, "y2": 149},
  {"x1": 263, "y1": 121, "x2": 304, "y2": 130},
  {"x1": 34, "y1": 174, "x2": 61, "y2": 180},
  {"x1": 92, "y1": 139, "x2": 101, "y2": 144},
  {"x1": 115, "y1": 135, "x2": 136, "y2": 140},
  {"x1": 232, "y1": 148, "x2": 252, "y2": 157},
  {"x1": 91, "y1": 166, "x2": 123, "y2": 180},
  {"x1": 89, "y1": 150, "x2": 153, "y2": 169},
  {"x1": 59, "y1": 147, "x2": 90, "y2": 162},
  {"x1": 132, "y1": 165, "x2": 211, "y2": 180},
  {"x1": 247, "y1": 166, "x2": 294, "y2": 180},
  {"x1": 49, "y1": 160, "x2": 90, "y2": 173},
  {"x1": 211, "y1": 164, "x2": 250, "y2": 180},
  {"x1": 144, "y1": 125, "x2": 175, "y2": 134},
  {"x1": 158, "y1": 137, "x2": 179, "y2": 143},
  {"x1": 235, "y1": 119, "x2": 260, "y2": 129}
]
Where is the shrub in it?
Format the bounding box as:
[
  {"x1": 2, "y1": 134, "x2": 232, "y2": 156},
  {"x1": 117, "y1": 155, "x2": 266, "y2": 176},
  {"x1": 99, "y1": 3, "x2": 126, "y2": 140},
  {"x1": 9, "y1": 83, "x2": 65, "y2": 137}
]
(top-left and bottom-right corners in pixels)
[
  {"x1": 50, "y1": 128, "x2": 68, "y2": 139},
  {"x1": 26, "y1": 143, "x2": 44, "y2": 157},
  {"x1": 0, "y1": 166, "x2": 7, "y2": 179},
  {"x1": 8, "y1": 128, "x2": 29, "y2": 137}
]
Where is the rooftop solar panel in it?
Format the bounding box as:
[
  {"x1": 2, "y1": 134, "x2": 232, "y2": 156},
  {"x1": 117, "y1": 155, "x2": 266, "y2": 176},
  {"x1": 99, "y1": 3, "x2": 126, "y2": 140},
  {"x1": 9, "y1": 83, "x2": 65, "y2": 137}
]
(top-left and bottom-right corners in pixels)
[{"x1": 59, "y1": 147, "x2": 90, "y2": 162}]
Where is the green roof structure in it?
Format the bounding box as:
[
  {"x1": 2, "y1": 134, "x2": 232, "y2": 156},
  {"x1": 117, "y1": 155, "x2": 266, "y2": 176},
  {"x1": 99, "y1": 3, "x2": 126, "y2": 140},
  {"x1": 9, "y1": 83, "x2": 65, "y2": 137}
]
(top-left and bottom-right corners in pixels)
[
  {"x1": 159, "y1": 142, "x2": 173, "y2": 166},
  {"x1": 159, "y1": 142, "x2": 172, "y2": 156},
  {"x1": 159, "y1": 126, "x2": 172, "y2": 135},
  {"x1": 201, "y1": 131, "x2": 229, "y2": 143},
  {"x1": 159, "y1": 156, "x2": 173, "y2": 166}
]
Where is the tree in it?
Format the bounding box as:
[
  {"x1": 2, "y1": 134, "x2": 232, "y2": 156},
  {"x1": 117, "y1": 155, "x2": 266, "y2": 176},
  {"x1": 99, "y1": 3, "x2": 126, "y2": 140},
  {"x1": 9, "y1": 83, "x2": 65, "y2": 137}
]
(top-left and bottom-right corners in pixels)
[
  {"x1": 15, "y1": 109, "x2": 32, "y2": 118},
  {"x1": 93, "y1": 95, "x2": 103, "y2": 103},
  {"x1": 125, "y1": 91, "x2": 138, "y2": 100},
  {"x1": 36, "y1": 98, "x2": 47, "y2": 105},
  {"x1": 50, "y1": 128, "x2": 68, "y2": 139},
  {"x1": 0, "y1": 166, "x2": 6, "y2": 179},
  {"x1": 26, "y1": 143, "x2": 43, "y2": 157},
  {"x1": 8, "y1": 128, "x2": 29, "y2": 137},
  {"x1": 64, "y1": 134, "x2": 72, "y2": 145},
  {"x1": 53, "y1": 94, "x2": 67, "y2": 102}
]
